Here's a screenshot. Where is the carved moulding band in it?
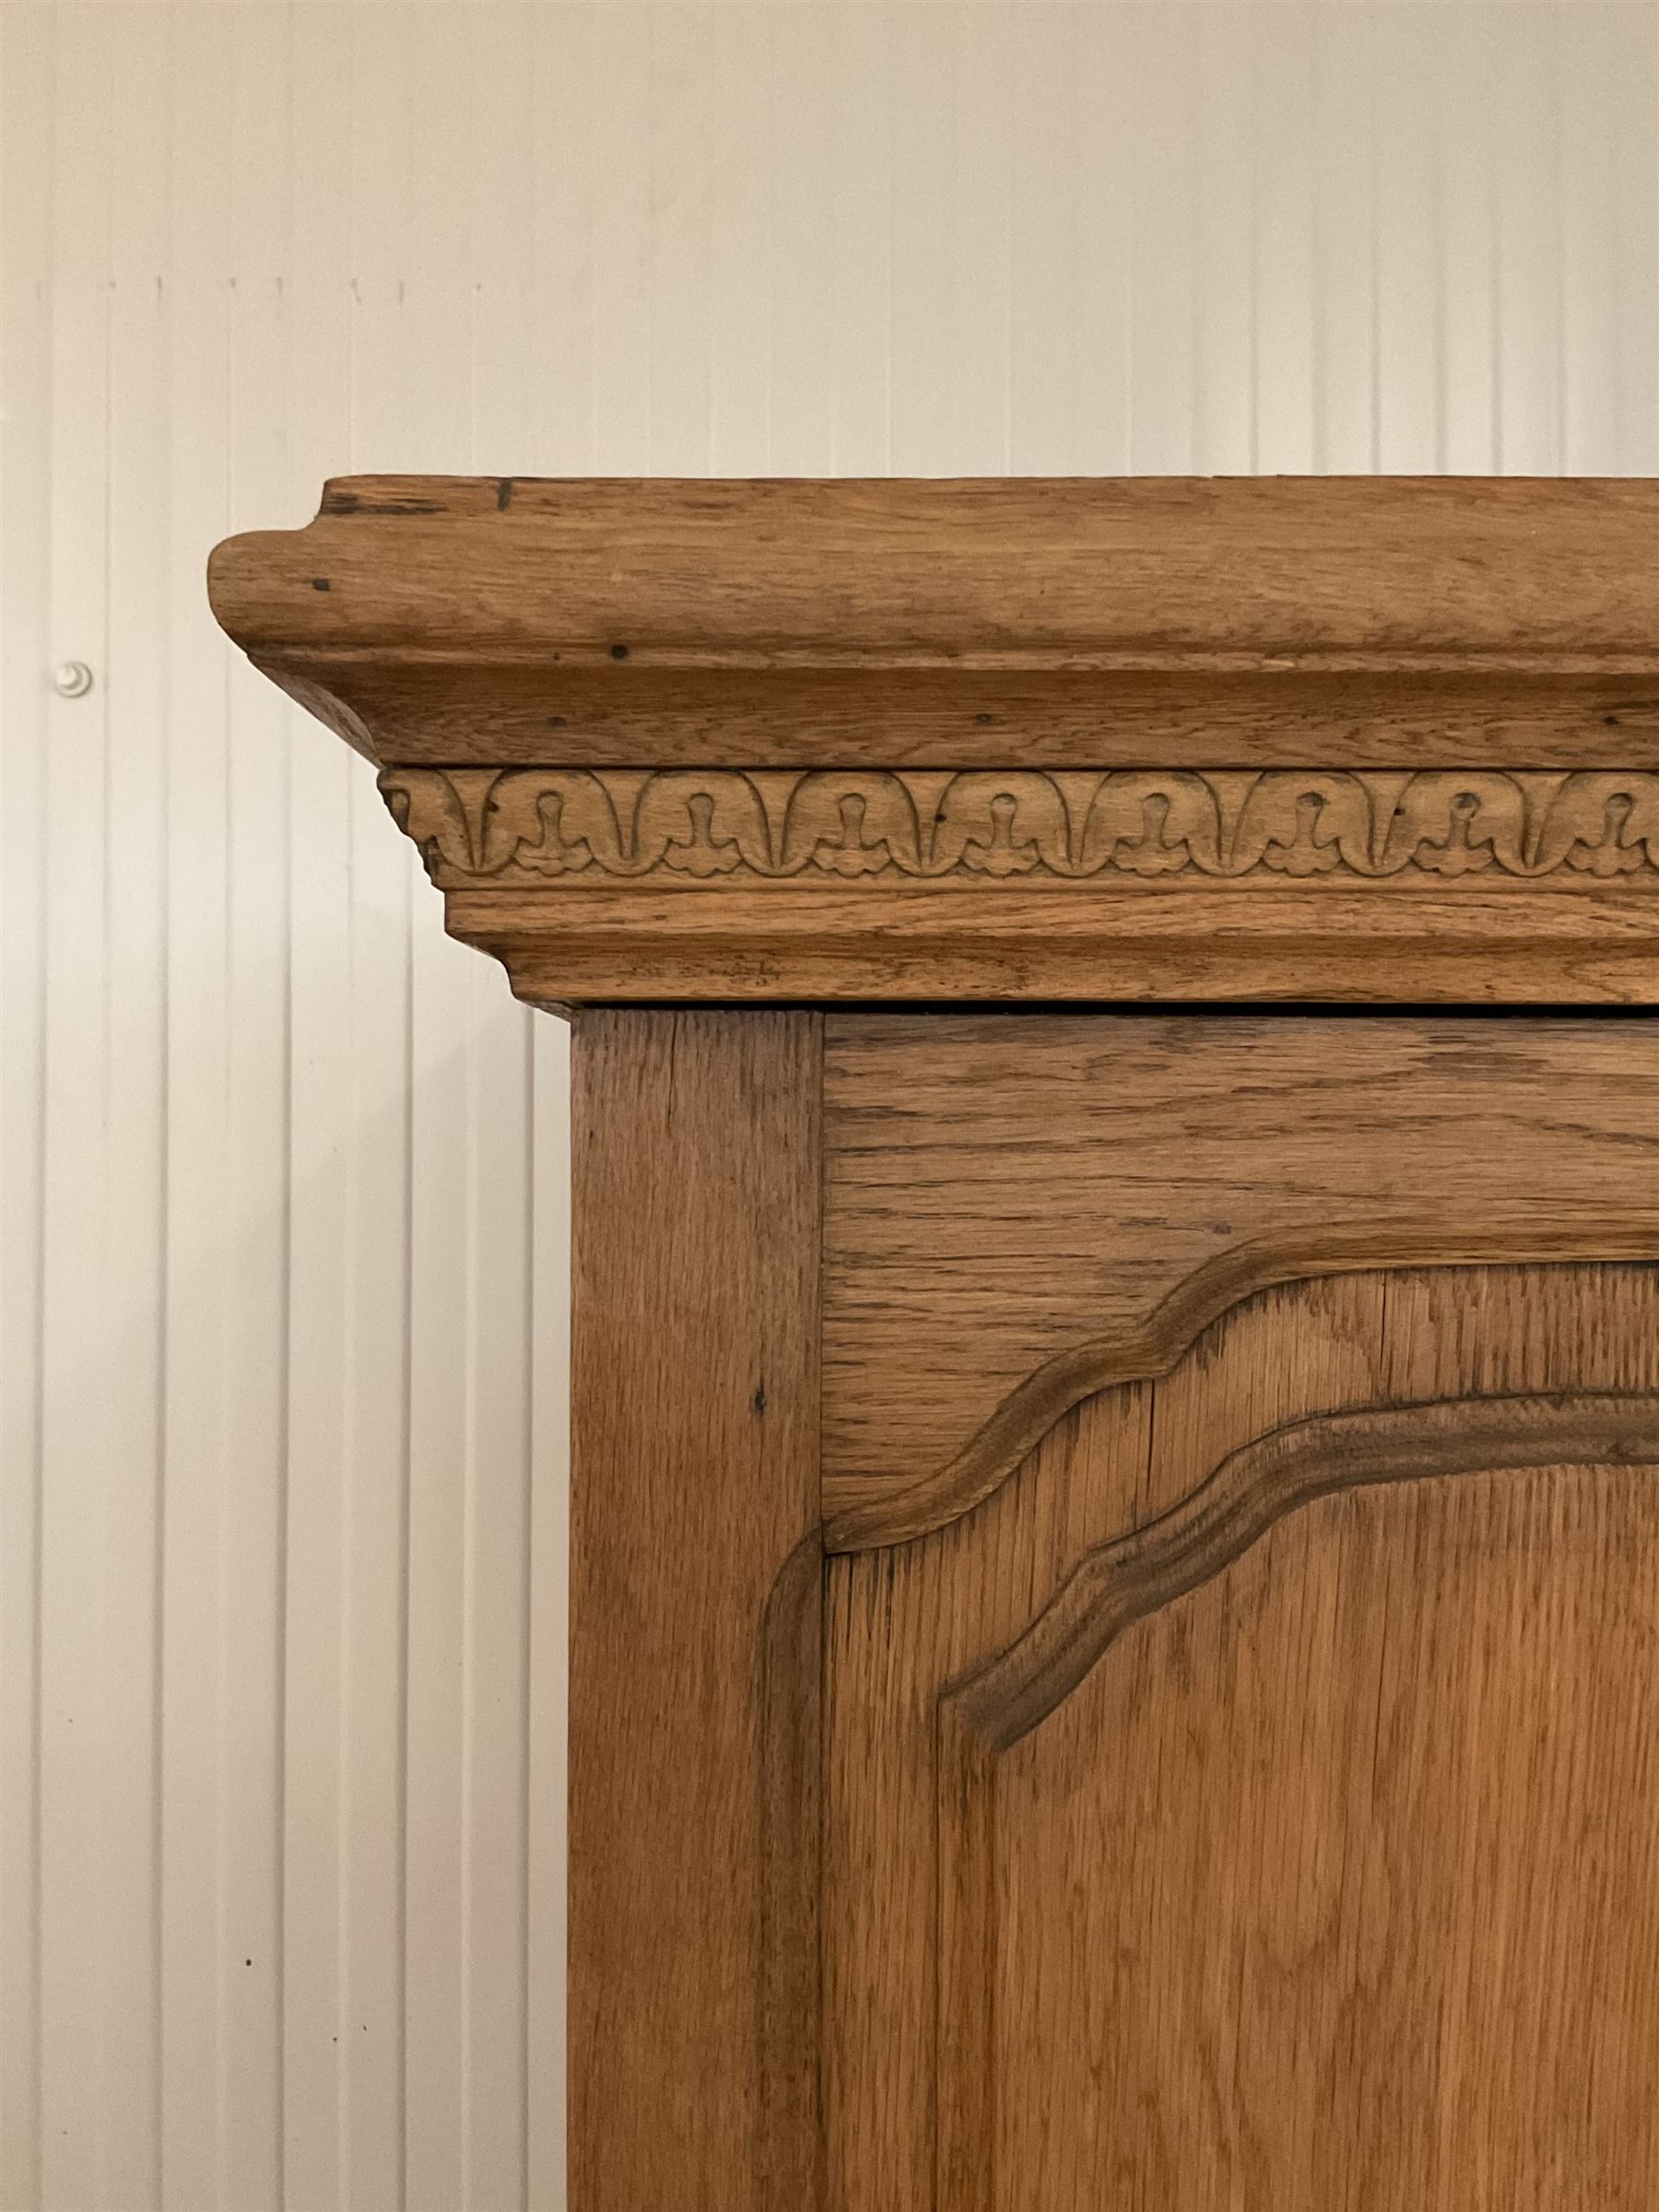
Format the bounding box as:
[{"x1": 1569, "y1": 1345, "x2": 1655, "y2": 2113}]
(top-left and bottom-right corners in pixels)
[
  {"x1": 381, "y1": 766, "x2": 1659, "y2": 887},
  {"x1": 825, "y1": 1231, "x2": 1659, "y2": 1554},
  {"x1": 946, "y1": 1387, "x2": 1659, "y2": 1755}
]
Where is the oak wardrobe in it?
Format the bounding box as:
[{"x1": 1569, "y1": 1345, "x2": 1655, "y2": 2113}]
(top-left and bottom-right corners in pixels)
[{"x1": 213, "y1": 477, "x2": 1659, "y2": 2209}]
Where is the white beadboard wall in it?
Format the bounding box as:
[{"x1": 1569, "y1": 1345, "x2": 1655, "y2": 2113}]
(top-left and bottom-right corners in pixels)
[{"x1": 1, "y1": 6, "x2": 1655, "y2": 2208}]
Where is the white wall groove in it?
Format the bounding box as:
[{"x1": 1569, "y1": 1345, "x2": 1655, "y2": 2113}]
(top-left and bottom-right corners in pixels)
[{"x1": 1, "y1": 5, "x2": 1655, "y2": 2207}]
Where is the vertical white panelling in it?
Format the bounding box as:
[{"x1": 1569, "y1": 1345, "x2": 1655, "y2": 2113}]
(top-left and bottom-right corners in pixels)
[
  {"x1": 458, "y1": 19, "x2": 537, "y2": 2195},
  {"x1": 522, "y1": 25, "x2": 584, "y2": 2205},
  {"x1": 1562, "y1": 11, "x2": 1659, "y2": 473},
  {"x1": 282, "y1": 0, "x2": 359, "y2": 2198},
  {"x1": 335, "y1": 11, "x2": 419, "y2": 2202},
  {"x1": 472, "y1": 2, "x2": 536, "y2": 474},
  {"x1": 1611, "y1": 25, "x2": 1659, "y2": 470},
  {"x1": 702, "y1": 6, "x2": 772, "y2": 475},
  {"x1": 158, "y1": 7, "x2": 247, "y2": 2206},
  {"x1": 649, "y1": 3, "x2": 718, "y2": 474},
  {"x1": 0, "y1": 8, "x2": 52, "y2": 2209},
  {"x1": 770, "y1": 5, "x2": 835, "y2": 477},
  {"x1": 1127, "y1": 10, "x2": 1200, "y2": 472},
  {"x1": 224, "y1": 11, "x2": 296, "y2": 2209},
  {"x1": 35, "y1": 7, "x2": 118, "y2": 2205},
  {"x1": 376, "y1": 13, "x2": 472, "y2": 2208},
  {"x1": 283, "y1": 22, "x2": 357, "y2": 1849},
  {"x1": 1381, "y1": 10, "x2": 1457, "y2": 469},
  {"x1": 1071, "y1": 6, "x2": 1135, "y2": 474},
  {"x1": 3, "y1": 6, "x2": 1659, "y2": 2209},
  {"x1": 952, "y1": 6, "x2": 1015, "y2": 476},
  {"x1": 526, "y1": 3, "x2": 597, "y2": 478},
  {"x1": 821, "y1": 6, "x2": 891, "y2": 476},
  {"x1": 1007, "y1": 15, "x2": 1077, "y2": 475},
  {"x1": 1252, "y1": 10, "x2": 1317, "y2": 472},
  {"x1": 1497, "y1": 11, "x2": 1567, "y2": 471},
  {"x1": 889, "y1": 6, "x2": 957, "y2": 474},
  {"x1": 100, "y1": 11, "x2": 171, "y2": 2204},
  {"x1": 1438, "y1": 9, "x2": 1501, "y2": 473},
  {"x1": 586, "y1": 6, "x2": 655, "y2": 477},
  {"x1": 467, "y1": 21, "x2": 540, "y2": 2206},
  {"x1": 1310, "y1": 4, "x2": 1379, "y2": 471}
]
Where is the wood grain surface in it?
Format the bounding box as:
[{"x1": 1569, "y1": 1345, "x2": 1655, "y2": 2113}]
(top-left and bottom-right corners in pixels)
[
  {"x1": 212, "y1": 473, "x2": 1659, "y2": 679},
  {"x1": 224, "y1": 661, "x2": 1659, "y2": 773},
  {"x1": 208, "y1": 477, "x2": 1659, "y2": 1005},
  {"x1": 827, "y1": 1264, "x2": 1659, "y2": 2209},
  {"x1": 570, "y1": 1012, "x2": 822, "y2": 2211},
  {"x1": 822, "y1": 1015, "x2": 1659, "y2": 1545},
  {"x1": 449, "y1": 875, "x2": 1659, "y2": 1006}
]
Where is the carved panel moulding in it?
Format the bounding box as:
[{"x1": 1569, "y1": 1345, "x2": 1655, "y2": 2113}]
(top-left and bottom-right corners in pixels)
[
  {"x1": 382, "y1": 766, "x2": 1659, "y2": 886},
  {"x1": 208, "y1": 477, "x2": 1659, "y2": 1002}
]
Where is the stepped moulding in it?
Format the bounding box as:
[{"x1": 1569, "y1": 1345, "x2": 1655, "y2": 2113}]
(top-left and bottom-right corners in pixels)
[{"x1": 209, "y1": 475, "x2": 1659, "y2": 1002}]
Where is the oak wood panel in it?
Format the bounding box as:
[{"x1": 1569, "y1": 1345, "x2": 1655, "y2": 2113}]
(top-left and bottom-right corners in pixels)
[
  {"x1": 826, "y1": 1265, "x2": 1659, "y2": 2210},
  {"x1": 570, "y1": 1012, "x2": 822, "y2": 2211},
  {"x1": 984, "y1": 1465, "x2": 1659, "y2": 2209},
  {"x1": 822, "y1": 1016, "x2": 1659, "y2": 1546},
  {"x1": 827, "y1": 1269, "x2": 1425, "y2": 2207}
]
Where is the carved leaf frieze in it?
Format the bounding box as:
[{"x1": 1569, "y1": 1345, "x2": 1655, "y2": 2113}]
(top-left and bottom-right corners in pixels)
[{"x1": 380, "y1": 767, "x2": 1659, "y2": 887}]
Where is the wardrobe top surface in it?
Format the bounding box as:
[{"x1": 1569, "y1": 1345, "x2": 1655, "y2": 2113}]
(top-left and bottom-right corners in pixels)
[{"x1": 211, "y1": 473, "x2": 1659, "y2": 673}]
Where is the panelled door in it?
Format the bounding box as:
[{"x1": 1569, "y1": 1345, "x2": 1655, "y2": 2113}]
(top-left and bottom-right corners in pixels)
[{"x1": 818, "y1": 1015, "x2": 1659, "y2": 2210}]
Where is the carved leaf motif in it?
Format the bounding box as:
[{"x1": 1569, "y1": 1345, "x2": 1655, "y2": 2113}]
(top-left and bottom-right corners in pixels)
[
  {"x1": 932, "y1": 773, "x2": 1074, "y2": 877},
  {"x1": 633, "y1": 772, "x2": 774, "y2": 877},
  {"x1": 481, "y1": 770, "x2": 624, "y2": 876},
  {"x1": 378, "y1": 767, "x2": 1659, "y2": 888},
  {"x1": 1077, "y1": 773, "x2": 1220, "y2": 875},
  {"x1": 379, "y1": 767, "x2": 489, "y2": 877},
  {"x1": 780, "y1": 773, "x2": 925, "y2": 877},
  {"x1": 1382, "y1": 772, "x2": 1528, "y2": 876},
  {"x1": 1249, "y1": 775, "x2": 1374, "y2": 876},
  {"x1": 1270, "y1": 797, "x2": 1344, "y2": 874},
  {"x1": 1538, "y1": 773, "x2": 1659, "y2": 877}
]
